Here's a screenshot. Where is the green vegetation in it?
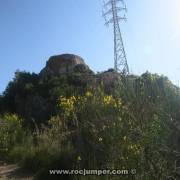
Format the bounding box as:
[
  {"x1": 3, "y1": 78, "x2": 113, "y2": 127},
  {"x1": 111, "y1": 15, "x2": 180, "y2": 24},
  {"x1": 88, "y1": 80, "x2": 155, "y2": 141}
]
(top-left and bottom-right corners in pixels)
[{"x1": 0, "y1": 69, "x2": 180, "y2": 179}]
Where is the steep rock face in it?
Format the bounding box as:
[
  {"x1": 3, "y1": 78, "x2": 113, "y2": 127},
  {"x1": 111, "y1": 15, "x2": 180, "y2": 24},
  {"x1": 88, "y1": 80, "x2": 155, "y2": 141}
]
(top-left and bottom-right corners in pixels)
[{"x1": 40, "y1": 54, "x2": 90, "y2": 76}]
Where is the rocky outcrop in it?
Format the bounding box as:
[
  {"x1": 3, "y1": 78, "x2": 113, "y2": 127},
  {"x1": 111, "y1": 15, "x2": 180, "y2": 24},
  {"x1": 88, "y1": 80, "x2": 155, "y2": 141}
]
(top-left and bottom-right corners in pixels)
[{"x1": 40, "y1": 54, "x2": 90, "y2": 76}]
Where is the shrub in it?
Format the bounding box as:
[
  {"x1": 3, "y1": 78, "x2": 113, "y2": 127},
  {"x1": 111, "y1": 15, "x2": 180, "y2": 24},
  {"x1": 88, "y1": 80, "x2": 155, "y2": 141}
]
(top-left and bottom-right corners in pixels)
[
  {"x1": 0, "y1": 114, "x2": 23, "y2": 158},
  {"x1": 2, "y1": 82, "x2": 177, "y2": 179}
]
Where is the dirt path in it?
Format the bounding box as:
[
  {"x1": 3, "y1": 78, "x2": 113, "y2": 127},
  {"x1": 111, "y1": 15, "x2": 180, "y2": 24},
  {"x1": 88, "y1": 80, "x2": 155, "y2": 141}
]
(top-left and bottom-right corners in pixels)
[{"x1": 0, "y1": 161, "x2": 33, "y2": 180}]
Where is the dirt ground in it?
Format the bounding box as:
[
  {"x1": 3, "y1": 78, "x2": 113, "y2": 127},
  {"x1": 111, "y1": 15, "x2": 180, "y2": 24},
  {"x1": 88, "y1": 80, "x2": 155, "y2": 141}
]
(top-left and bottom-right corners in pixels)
[{"x1": 0, "y1": 161, "x2": 33, "y2": 180}]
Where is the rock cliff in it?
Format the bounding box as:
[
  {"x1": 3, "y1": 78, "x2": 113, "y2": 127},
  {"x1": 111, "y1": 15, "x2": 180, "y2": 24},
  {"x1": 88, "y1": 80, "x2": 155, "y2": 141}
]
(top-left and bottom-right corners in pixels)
[{"x1": 40, "y1": 54, "x2": 90, "y2": 76}]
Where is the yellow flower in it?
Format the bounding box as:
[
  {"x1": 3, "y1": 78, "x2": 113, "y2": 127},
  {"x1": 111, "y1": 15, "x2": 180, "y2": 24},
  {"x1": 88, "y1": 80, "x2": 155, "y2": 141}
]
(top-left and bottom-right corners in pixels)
[
  {"x1": 77, "y1": 156, "x2": 81, "y2": 161},
  {"x1": 85, "y1": 91, "x2": 93, "y2": 97},
  {"x1": 123, "y1": 136, "x2": 127, "y2": 141},
  {"x1": 103, "y1": 95, "x2": 113, "y2": 105},
  {"x1": 99, "y1": 137, "x2": 103, "y2": 142}
]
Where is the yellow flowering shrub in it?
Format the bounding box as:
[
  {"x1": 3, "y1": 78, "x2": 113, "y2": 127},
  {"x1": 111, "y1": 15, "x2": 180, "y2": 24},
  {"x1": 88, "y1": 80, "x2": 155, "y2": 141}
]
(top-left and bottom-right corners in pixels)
[
  {"x1": 59, "y1": 96, "x2": 75, "y2": 114},
  {"x1": 0, "y1": 114, "x2": 23, "y2": 155},
  {"x1": 56, "y1": 91, "x2": 146, "y2": 171},
  {"x1": 58, "y1": 91, "x2": 122, "y2": 117}
]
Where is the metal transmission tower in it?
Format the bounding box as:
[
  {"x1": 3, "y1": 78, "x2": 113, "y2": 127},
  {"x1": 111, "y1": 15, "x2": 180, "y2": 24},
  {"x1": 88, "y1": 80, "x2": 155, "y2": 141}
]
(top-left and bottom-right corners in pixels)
[{"x1": 103, "y1": 0, "x2": 129, "y2": 74}]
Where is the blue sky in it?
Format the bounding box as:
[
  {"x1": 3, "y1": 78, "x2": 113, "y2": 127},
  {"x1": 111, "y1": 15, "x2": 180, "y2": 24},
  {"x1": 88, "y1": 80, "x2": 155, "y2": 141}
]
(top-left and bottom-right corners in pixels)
[{"x1": 0, "y1": 0, "x2": 180, "y2": 93}]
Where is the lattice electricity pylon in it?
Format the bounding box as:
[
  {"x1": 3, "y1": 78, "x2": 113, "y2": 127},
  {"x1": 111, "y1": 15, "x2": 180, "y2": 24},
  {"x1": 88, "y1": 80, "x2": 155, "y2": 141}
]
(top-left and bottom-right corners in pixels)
[{"x1": 103, "y1": 0, "x2": 129, "y2": 74}]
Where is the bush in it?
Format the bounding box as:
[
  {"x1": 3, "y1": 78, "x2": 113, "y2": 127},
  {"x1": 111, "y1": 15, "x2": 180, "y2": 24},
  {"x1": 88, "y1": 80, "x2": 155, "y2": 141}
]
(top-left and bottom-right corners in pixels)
[
  {"x1": 1, "y1": 73, "x2": 179, "y2": 179},
  {"x1": 14, "y1": 89, "x2": 172, "y2": 179},
  {"x1": 0, "y1": 114, "x2": 23, "y2": 158}
]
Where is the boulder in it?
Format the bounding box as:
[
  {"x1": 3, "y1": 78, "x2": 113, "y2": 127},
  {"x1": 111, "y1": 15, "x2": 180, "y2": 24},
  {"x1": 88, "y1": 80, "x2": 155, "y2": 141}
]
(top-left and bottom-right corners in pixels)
[{"x1": 40, "y1": 54, "x2": 90, "y2": 76}]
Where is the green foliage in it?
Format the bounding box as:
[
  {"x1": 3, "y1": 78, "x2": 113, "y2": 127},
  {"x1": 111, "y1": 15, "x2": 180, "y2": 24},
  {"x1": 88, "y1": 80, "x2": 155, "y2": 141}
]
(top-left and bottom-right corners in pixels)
[
  {"x1": 0, "y1": 69, "x2": 180, "y2": 179},
  {"x1": 0, "y1": 114, "x2": 23, "y2": 158},
  {"x1": 8, "y1": 89, "x2": 174, "y2": 179}
]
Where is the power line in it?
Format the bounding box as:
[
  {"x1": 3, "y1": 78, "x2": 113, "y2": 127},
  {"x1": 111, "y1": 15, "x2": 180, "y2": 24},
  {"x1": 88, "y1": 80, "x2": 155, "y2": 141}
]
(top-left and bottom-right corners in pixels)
[{"x1": 103, "y1": 0, "x2": 129, "y2": 74}]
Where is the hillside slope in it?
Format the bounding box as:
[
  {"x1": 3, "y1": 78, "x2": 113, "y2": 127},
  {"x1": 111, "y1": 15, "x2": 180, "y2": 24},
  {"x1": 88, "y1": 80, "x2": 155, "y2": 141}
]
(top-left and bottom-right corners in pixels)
[{"x1": 0, "y1": 54, "x2": 180, "y2": 179}]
